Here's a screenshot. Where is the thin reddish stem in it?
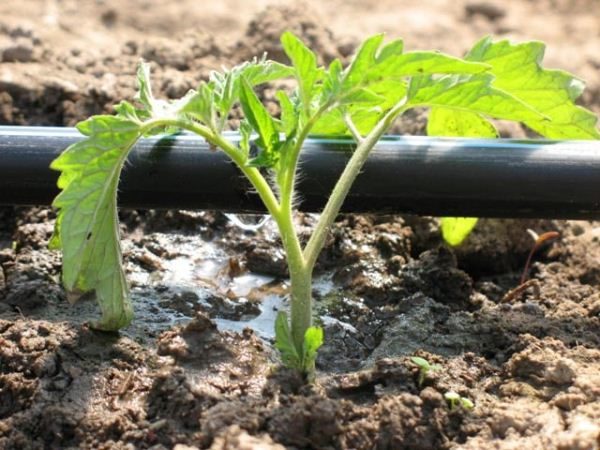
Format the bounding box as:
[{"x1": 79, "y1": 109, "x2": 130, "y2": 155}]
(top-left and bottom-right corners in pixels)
[{"x1": 519, "y1": 231, "x2": 560, "y2": 285}]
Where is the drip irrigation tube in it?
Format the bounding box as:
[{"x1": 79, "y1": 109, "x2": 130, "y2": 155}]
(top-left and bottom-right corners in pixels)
[{"x1": 1, "y1": 125, "x2": 599, "y2": 219}]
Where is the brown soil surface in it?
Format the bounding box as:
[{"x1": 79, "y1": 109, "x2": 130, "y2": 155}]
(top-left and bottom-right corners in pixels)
[{"x1": 1, "y1": 1, "x2": 599, "y2": 449}]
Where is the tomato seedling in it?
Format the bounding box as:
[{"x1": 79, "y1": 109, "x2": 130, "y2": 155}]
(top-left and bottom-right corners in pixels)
[
  {"x1": 445, "y1": 391, "x2": 474, "y2": 411},
  {"x1": 410, "y1": 356, "x2": 442, "y2": 386},
  {"x1": 50, "y1": 32, "x2": 598, "y2": 378}
]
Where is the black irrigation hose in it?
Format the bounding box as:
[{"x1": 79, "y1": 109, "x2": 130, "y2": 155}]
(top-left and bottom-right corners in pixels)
[{"x1": 1, "y1": 125, "x2": 600, "y2": 219}]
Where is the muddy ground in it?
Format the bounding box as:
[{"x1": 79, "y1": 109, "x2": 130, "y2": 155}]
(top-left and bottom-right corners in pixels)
[{"x1": 1, "y1": 0, "x2": 600, "y2": 449}]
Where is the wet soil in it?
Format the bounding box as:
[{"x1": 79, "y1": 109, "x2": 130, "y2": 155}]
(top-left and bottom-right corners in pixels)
[{"x1": 1, "y1": 1, "x2": 599, "y2": 449}]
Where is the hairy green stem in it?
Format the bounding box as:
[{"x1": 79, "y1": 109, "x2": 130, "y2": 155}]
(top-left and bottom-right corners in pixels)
[
  {"x1": 343, "y1": 113, "x2": 364, "y2": 143},
  {"x1": 276, "y1": 102, "x2": 335, "y2": 353},
  {"x1": 288, "y1": 264, "x2": 312, "y2": 352},
  {"x1": 282, "y1": 102, "x2": 333, "y2": 208},
  {"x1": 304, "y1": 98, "x2": 408, "y2": 268},
  {"x1": 142, "y1": 119, "x2": 282, "y2": 221}
]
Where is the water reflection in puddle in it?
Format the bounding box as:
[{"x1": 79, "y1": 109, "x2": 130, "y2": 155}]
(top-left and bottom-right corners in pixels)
[{"x1": 129, "y1": 231, "x2": 340, "y2": 340}]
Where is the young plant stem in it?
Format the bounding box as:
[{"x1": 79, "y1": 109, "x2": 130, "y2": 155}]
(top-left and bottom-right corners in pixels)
[
  {"x1": 142, "y1": 118, "x2": 282, "y2": 221},
  {"x1": 275, "y1": 103, "x2": 333, "y2": 354},
  {"x1": 276, "y1": 98, "x2": 409, "y2": 356},
  {"x1": 276, "y1": 191, "x2": 309, "y2": 353},
  {"x1": 304, "y1": 98, "x2": 408, "y2": 269},
  {"x1": 289, "y1": 265, "x2": 313, "y2": 352},
  {"x1": 344, "y1": 113, "x2": 364, "y2": 143}
]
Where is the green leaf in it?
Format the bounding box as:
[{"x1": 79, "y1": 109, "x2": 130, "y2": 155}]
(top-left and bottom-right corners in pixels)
[
  {"x1": 239, "y1": 119, "x2": 252, "y2": 158},
  {"x1": 441, "y1": 217, "x2": 478, "y2": 246},
  {"x1": 427, "y1": 109, "x2": 491, "y2": 248},
  {"x1": 281, "y1": 32, "x2": 320, "y2": 114},
  {"x1": 212, "y1": 71, "x2": 235, "y2": 118},
  {"x1": 113, "y1": 100, "x2": 148, "y2": 122},
  {"x1": 133, "y1": 62, "x2": 176, "y2": 124},
  {"x1": 276, "y1": 90, "x2": 298, "y2": 137},
  {"x1": 313, "y1": 78, "x2": 407, "y2": 136},
  {"x1": 461, "y1": 397, "x2": 475, "y2": 410},
  {"x1": 211, "y1": 57, "x2": 294, "y2": 129},
  {"x1": 135, "y1": 62, "x2": 155, "y2": 113},
  {"x1": 303, "y1": 326, "x2": 324, "y2": 360},
  {"x1": 427, "y1": 108, "x2": 497, "y2": 137},
  {"x1": 50, "y1": 115, "x2": 141, "y2": 330},
  {"x1": 312, "y1": 107, "x2": 381, "y2": 135},
  {"x1": 179, "y1": 81, "x2": 215, "y2": 127},
  {"x1": 466, "y1": 37, "x2": 600, "y2": 139},
  {"x1": 340, "y1": 88, "x2": 386, "y2": 106},
  {"x1": 314, "y1": 77, "x2": 407, "y2": 136},
  {"x1": 367, "y1": 79, "x2": 408, "y2": 109},
  {"x1": 410, "y1": 356, "x2": 431, "y2": 369},
  {"x1": 345, "y1": 34, "x2": 385, "y2": 86},
  {"x1": 368, "y1": 51, "x2": 490, "y2": 81},
  {"x1": 275, "y1": 312, "x2": 301, "y2": 369},
  {"x1": 240, "y1": 60, "x2": 294, "y2": 86},
  {"x1": 275, "y1": 314, "x2": 323, "y2": 376},
  {"x1": 321, "y1": 58, "x2": 344, "y2": 102},
  {"x1": 302, "y1": 326, "x2": 324, "y2": 375},
  {"x1": 239, "y1": 77, "x2": 280, "y2": 167},
  {"x1": 376, "y1": 39, "x2": 404, "y2": 63},
  {"x1": 408, "y1": 73, "x2": 545, "y2": 122}
]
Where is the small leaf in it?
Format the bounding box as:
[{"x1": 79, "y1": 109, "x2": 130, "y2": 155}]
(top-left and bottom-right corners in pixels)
[
  {"x1": 445, "y1": 391, "x2": 461, "y2": 409},
  {"x1": 239, "y1": 119, "x2": 252, "y2": 158},
  {"x1": 240, "y1": 60, "x2": 294, "y2": 86},
  {"x1": 114, "y1": 100, "x2": 148, "y2": 122},
  {"x1": 321, "y1": 58, "x2": 344, "y2": 102},
  {"x1": 345, "y1": 34, "x2": 385, "y2": 86},
  {"x1": 246, "y1": 144, "x2": 281, "y2": 168},
  {"x1": 441, "y1": 217, "x2": 478, "y2": 246},
  {"x1": 302, "y1": 326, "x2": 324, "y2": 375},
  {"x1": 211, "y1": 57, "x2": 293, "y2": 129},
  {"x1": 135, "y1": 62, "x2": 155, "y2": 112},
  {"x1": 275, "y1": 311, "x2": 301, "y2": 369},
  {"x1": 179, "y1": 81, "x2": 215, "y2": 126},
  {"x1": 276, "y1": 90, "x2": 298, "y2": 137},
  {"x1": 461, "y1": 397, "x2": 475, "y2": 410},
  {"x1": 410, "y1": 356, "x2": 431, "y2": 369},
  {"x1": 376, "y1": 39, "x2": 404, "y2": 63},
  {"x1": 239, "y1": 77, "x2": 279, "y2": 166},
  {"x1": 212, "y1": 70, "x2": 235, "y2": 118},
  {"x1": 281, "y1": 32, "x2": 320, "y2": 114}
]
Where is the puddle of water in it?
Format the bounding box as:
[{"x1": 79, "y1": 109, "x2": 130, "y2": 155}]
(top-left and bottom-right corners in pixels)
[
  {"x1": 229, "y1": 273, "x2": 275, "y2": 297},
  {"x1": 127, "y1": 230, "x2": 352, "y2": 341},
  {"x1": 313, "y1": 274, "x2": 335, "y2": 297},
  {"x1": 215, "y1": 294, "x2": 286, "y2": 340}
]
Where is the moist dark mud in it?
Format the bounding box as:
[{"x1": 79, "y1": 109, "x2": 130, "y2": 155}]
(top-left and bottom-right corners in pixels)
[{"x1": 1, "y1": 1, "x2": 600, "y2": 449}]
